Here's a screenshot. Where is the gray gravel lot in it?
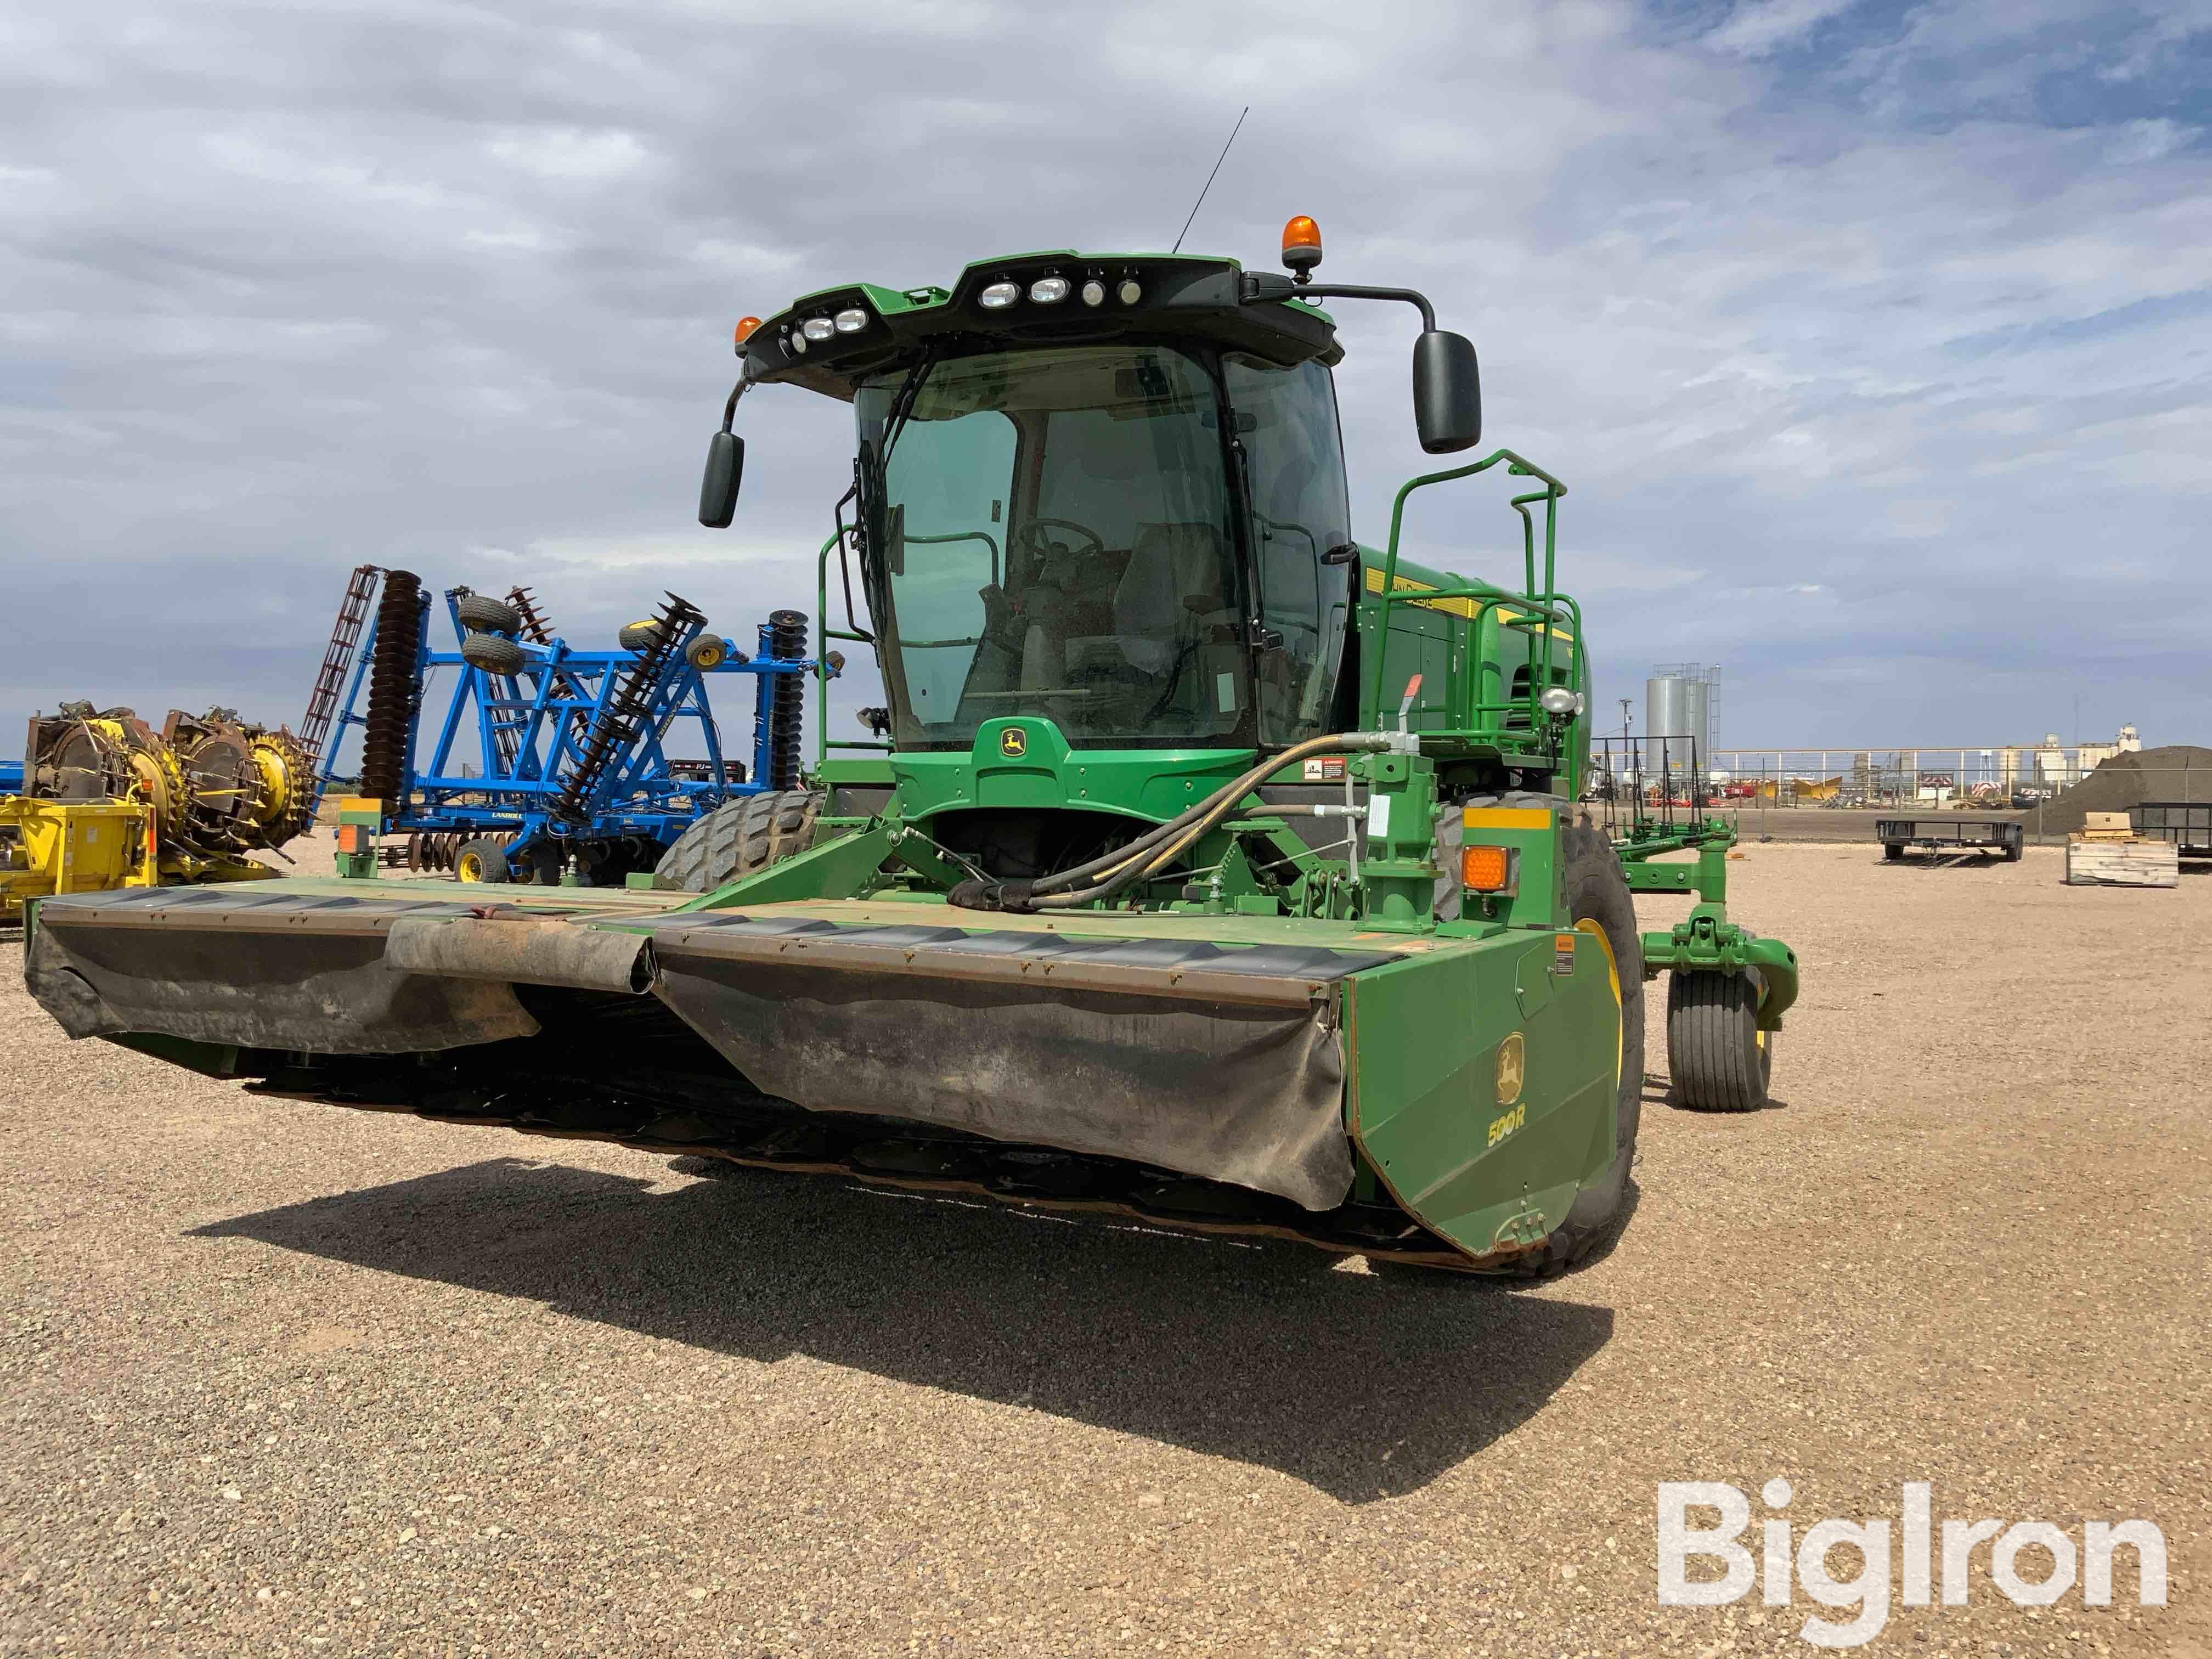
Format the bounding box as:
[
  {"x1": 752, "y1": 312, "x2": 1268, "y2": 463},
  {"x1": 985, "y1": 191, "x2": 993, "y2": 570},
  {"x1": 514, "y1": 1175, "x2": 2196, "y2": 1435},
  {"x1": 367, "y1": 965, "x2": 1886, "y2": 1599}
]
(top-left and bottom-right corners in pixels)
[{"x1": 3, "y1": 841, "x2": 2207, "y2": 1656}]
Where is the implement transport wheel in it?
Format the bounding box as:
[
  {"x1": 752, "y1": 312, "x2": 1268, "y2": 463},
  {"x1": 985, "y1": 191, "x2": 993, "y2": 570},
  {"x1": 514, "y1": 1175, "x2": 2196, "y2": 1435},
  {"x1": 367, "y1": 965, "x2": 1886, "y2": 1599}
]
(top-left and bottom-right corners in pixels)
[
  {"x1": 1883, "y1": 842, "x2": 1905, "y2": 860},
  {"x1": 618, "y1": 620, "x2": 661, "y2": 653},
  {"x1": 1668, "y1": 971, "x2": 1771, "y2": 1113},
  {"x1": 454, "y1": 837, "x2": 512, "y2": 884},
  {"x1": 455, "y1": 593, "x2": 522, "y2": 635},
  {"x1": 1465, "y1": 796, "x2": 1646, "y2": 1274},
  {"x1": 654, "y1": 789, "x2": 825, "y2": 893},
  {"x1": 460, "y1": 630, "x2": 527, "y2": 675}
]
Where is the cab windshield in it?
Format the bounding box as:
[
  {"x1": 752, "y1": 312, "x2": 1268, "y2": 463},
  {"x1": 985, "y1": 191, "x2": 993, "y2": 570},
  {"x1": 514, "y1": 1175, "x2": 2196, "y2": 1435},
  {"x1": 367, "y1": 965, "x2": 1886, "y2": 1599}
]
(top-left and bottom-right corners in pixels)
[{"x1": 859, "y1": 345, "x2": 1249, "y2": 750}]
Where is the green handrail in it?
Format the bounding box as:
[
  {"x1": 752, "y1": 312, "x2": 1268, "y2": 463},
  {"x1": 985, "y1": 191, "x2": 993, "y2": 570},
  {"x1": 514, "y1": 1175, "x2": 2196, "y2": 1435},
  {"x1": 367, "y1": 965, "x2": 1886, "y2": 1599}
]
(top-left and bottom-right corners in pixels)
[
  {"x1": 1368, "y1": 448, "x2": 1570, "y2": 747},
  {"x1": 815, "y1": 532, "x2": 881, "y2": 764}
]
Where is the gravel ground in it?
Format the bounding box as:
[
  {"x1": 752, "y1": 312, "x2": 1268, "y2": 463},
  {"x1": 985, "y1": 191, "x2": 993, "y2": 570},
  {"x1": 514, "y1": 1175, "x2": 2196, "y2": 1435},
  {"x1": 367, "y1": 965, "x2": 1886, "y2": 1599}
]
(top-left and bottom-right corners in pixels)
[{"x1": 3, "y1": 842, "x2": 2207, "y2": 1657}]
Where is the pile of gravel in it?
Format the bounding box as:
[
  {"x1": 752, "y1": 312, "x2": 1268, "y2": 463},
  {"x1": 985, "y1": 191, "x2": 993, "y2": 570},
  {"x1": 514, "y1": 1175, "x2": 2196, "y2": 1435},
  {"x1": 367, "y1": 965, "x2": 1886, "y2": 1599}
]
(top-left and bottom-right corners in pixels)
[{"x1": 2029, "y1": 744, "x2": 2212, "y2": 836}]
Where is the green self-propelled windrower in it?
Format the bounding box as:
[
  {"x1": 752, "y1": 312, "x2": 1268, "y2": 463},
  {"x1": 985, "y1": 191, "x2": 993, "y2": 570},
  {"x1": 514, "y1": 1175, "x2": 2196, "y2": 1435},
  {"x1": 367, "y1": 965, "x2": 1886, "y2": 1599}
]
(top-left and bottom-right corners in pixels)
[{"x1": 22, "y1": 217, "x2": 1798, "y2": 1271}]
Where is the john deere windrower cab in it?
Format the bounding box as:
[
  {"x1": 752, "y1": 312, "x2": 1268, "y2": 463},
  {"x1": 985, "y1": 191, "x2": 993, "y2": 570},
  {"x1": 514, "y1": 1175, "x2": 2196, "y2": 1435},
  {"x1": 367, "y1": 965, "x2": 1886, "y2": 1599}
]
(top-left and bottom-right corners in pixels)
[{"x1": 22, "y1": 218, "x2": 1797, "y2": 1271}]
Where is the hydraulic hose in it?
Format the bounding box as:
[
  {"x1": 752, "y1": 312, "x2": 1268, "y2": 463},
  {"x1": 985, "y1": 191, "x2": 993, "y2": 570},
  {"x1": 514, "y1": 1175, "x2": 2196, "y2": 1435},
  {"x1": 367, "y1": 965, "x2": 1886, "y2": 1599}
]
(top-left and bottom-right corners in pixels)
[
  {"x1": 1029, "y1": 731, "x2": 1386, "y2": 896},
  {"x1": 949, "y1": 731, "x2": 1409, "y2": 913}
]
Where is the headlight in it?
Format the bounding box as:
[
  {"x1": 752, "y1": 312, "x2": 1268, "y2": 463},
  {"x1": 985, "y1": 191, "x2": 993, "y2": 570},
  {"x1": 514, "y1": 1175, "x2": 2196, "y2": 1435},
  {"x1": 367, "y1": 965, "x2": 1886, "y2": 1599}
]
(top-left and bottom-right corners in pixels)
[
  {"x1": 801, "y1": 317, "x2": 835, "y2": 342},
  {"x1": 1029, "y1": 276, "x2": 1069, "y2": 304},
  {"x1": 979, "y1": 281, "x2": 1019, "y2": 309},
  {"x1": 1081, "y1": 280, "x2": 1105, "y2": 307},
  {"x1": 788, "y1": 330, "x2": 808, "y2": 354},
  {"x1": 1117, "y1": 279, "x2": 1142, "y2": 306},
  {"x1": 1539, "y1": 687, "x2": 1583, "y2": 716},
  {"x1": 833, "y1": 307, "x2": 868, "y2": 334}
]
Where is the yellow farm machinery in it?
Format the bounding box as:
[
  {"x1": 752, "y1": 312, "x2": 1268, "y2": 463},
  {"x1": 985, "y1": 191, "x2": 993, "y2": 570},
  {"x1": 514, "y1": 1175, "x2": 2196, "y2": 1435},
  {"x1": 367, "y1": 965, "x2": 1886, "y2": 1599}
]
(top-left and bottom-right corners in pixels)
[{"x1": 2, "y1": 704, "x2": 313, "y2": 922}]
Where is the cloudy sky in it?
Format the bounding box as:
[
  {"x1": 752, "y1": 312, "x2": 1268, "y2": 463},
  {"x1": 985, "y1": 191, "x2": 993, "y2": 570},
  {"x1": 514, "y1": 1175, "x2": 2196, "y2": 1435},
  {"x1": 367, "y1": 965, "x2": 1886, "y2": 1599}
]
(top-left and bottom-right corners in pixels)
[{"x1": 4, "y1": 0, "x2": 2207, "y2": 764}]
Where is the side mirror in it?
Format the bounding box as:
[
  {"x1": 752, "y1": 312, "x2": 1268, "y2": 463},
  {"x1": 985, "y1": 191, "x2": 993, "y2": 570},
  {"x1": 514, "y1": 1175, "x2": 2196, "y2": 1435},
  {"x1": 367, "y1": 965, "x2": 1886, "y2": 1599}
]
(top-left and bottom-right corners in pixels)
[
  {"x1": 698, "y1": 431, "x2": 744, "y2": 528},
  {"x1": 1412, "y1": 331, "x2": 1482, "y2": 455}
]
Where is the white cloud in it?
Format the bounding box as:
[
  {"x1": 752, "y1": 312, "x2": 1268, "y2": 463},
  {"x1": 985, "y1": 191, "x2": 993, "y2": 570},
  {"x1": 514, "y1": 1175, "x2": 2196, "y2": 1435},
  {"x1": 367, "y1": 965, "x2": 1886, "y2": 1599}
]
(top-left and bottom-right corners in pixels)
[
  {"x1": 1706, "y1": 0, "x2": 1865, "y2": 58},
  {"x1": 484, "y1": 127, "x2": 651, "y2": 181},
  {"x1": 0, "y1": 0, "x2": 2205, "y2": 748},
  {"x1": 2105, "y1": 118, "x2": 2198, "y2": 163}
]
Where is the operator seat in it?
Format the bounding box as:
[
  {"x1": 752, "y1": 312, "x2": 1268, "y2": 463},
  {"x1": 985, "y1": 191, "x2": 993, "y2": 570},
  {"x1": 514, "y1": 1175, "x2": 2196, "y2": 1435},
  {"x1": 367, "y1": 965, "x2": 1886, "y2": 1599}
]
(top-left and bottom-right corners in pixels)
[
  {"x1": 1113, "y1": 522, "x2": 1230, "y2": 675},
  {"x1": 1015, "y1": 551, "x2": 1088, "y2": 691}
]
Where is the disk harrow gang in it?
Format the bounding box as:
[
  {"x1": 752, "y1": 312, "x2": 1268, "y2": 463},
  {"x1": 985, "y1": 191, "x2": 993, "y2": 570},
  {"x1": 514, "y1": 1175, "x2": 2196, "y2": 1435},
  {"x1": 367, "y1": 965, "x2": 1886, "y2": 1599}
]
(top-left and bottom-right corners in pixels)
[
  {"x1": 549, "y1": 592, "x2": 706, "y2": 828},
  {"x1": 360, "y1": 570, "x2": 427, "y2": 816}
]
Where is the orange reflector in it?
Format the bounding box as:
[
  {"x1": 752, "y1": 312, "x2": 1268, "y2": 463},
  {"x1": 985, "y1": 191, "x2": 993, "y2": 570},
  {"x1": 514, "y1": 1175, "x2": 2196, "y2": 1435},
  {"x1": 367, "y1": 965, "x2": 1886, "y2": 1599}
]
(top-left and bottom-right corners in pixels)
[
  {"x1": 335, "y1": 825, "x2": 369, "y2": 854},
  {"x1": 1282, "y1": 215, "x2": 1322, "y2": 252},
  {"x1": 733, "y1": 316, "x2": 762, "y2": 345},
  {"x1": 1461, "y1": 844, "x2": 1510, "y2": 891}
]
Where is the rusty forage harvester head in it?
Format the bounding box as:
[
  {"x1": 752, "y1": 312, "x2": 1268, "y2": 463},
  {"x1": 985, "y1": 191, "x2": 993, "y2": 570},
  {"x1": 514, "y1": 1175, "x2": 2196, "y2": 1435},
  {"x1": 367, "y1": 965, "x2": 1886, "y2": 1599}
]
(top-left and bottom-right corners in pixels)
[{"x1": 27, "y1": 703, "x2": 314, "y2": 862}]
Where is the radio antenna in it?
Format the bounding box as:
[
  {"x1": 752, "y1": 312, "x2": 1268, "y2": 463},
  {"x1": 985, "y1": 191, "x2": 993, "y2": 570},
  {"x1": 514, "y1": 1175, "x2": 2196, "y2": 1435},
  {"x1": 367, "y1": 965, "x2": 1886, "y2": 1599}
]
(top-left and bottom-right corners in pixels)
[{"x1": 1170, "y1": 106, "x2": 1250, "y2": 255}]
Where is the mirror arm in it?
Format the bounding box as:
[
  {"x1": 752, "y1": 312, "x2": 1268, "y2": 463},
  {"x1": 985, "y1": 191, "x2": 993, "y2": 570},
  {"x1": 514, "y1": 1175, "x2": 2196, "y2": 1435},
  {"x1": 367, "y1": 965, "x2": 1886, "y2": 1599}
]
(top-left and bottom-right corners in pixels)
[
  {"x1": 719, "y1": 376, "x2": 749, "y2": 433},
  {"x1": 1240, "y1": 272, "x2": 1436, "y2": 332}
]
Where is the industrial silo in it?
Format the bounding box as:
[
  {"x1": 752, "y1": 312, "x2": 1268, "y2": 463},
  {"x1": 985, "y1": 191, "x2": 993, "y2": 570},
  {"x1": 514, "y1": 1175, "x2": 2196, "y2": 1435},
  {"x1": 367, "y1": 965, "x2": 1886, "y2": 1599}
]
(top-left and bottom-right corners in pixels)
[
  {"x1": 1682, "y1": 678, "x2": 1711, "y2": 771},
  {"x1": 1645, "y1": 675, "x2": 1686, "y2": 778},
  {"x1": 1645, "y1": 666, "x2": 1714, "y2": 780}
]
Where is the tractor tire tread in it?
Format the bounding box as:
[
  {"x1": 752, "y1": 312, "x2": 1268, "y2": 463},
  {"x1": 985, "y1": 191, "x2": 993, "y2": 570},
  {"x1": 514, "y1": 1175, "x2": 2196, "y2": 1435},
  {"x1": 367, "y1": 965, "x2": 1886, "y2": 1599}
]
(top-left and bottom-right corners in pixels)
[
  {"x1": 455, "y1": 594, "x2": 523, "y2": 635},
  {"x1": 459, "y1": 631, "x2": 527, "y2": 676},
  {"x1": 455, "y1": 836, "x2": 512, "y2": 884},
  {"x1": 1667, "y1": 970, "x2": 1770, "y2": 1113},
  {"x1": 654, "y1": 789, "x2": 825, "y2": 893}
]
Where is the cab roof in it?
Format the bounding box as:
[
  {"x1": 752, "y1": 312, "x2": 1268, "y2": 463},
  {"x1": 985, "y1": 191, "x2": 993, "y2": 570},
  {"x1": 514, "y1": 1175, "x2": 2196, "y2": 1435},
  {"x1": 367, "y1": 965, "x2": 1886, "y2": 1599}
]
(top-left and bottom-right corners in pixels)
[{"x1": 738, "y1": 251, "x2": 1341, "y2": 402}]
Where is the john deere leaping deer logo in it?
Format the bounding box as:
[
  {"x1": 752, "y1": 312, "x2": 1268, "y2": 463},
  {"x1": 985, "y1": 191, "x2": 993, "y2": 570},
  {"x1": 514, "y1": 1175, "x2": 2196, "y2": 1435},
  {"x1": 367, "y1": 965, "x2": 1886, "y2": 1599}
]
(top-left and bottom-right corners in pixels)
[
  {"x1": 1000, "y1": 727, "x2": 1028, "y2": 758},
  {"x1": 1494, "y1": 1030, "x2": 1526, "y2": 1107}
]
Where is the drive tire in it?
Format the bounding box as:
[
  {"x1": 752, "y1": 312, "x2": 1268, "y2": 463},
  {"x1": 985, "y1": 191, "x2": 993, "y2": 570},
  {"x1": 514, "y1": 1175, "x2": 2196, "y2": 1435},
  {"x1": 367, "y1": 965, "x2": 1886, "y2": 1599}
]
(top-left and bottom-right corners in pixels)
[
  {"x1": 653, "y1": 789, "x2": 826, "y2": 893},
  {"x1": 1668, "y1": 970, "x2": 1771, "y2": 1112},
  {"x1": 460, "y1": 631, "x2": 527, "y2": 675},
  {"x1": 454, "y1": 837, "x2": 512, "y2": 883},
  {"x1": 455, "y1": 594, "x2": 523, "y2": 635},
  {"x1": 1462, "y1": 794, "x2": 1645, "y2": 1276}
]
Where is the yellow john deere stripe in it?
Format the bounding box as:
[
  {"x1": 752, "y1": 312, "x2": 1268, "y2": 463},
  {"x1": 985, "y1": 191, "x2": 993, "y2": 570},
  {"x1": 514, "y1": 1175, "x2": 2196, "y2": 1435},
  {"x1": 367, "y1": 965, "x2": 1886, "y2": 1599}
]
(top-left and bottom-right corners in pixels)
[
  {"x1": 1364, "y1": 568, "x2": 1575, "y2": 640},
  {"x1": 1462, "y1": 806, "x2": 1554, "y2": 831}
]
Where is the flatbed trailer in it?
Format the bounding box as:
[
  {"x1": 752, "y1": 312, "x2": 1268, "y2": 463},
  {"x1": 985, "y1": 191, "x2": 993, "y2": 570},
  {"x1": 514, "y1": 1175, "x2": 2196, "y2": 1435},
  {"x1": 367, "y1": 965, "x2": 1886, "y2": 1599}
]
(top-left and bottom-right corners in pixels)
[
  {"x1": 1876, "y1": 817, "x2": 2023, "y2": 861},
  {"x1": 2131, "y1": 802, "x2": 2212, "y2": 859}
]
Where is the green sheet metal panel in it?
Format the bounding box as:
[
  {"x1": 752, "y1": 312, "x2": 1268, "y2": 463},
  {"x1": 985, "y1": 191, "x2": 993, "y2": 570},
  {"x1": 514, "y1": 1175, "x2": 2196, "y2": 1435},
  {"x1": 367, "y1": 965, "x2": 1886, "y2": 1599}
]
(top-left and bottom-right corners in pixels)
[{"x1": 1345, "y1": 927, "x2": 1620, "y2": 1259}]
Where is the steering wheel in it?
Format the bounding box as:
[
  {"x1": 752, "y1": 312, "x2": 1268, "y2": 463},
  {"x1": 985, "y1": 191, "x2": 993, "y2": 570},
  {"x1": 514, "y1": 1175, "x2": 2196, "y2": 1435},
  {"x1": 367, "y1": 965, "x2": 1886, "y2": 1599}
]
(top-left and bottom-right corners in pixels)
[{"x1": 1012, "y1": 516, "x2": 1109, "y2": 565}]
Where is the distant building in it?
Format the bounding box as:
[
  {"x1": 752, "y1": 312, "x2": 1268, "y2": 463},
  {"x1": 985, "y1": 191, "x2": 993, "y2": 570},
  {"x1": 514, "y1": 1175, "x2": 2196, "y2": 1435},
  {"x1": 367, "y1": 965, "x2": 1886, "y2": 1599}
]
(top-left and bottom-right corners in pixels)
[
  {"x1": 2077, "y1": 724, "x2": 2142, "y2": 771},
  {"x1": 1995, "y1": 725, "x2": 2138, "y2": 790}
]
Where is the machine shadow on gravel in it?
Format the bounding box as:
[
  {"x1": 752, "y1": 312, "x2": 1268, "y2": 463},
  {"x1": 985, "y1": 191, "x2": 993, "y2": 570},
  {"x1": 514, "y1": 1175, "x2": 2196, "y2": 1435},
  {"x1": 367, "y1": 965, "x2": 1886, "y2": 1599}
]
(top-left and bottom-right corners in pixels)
[{"x1": 194, "y1": 1154, "x2": 1615, "y2": 1502}]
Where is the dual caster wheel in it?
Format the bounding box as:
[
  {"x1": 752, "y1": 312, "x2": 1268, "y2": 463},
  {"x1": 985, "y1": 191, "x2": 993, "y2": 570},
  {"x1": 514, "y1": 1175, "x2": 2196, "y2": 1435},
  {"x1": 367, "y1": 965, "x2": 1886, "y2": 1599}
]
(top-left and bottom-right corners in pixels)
[
  {"x1": 1668, "y1": 970, "x2": 1775, "y2": 1112},
  {"x1": 456, "y1": 594, "x2": 529, "y2": 676}
]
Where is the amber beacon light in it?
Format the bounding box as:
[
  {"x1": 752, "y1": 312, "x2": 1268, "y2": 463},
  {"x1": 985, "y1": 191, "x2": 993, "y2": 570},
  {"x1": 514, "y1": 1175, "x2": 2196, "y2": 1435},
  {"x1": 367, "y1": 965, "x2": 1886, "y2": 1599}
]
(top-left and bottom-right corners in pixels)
[{"x1": 1280, "y1": 215, "x2": 1323, "y2": 279}]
